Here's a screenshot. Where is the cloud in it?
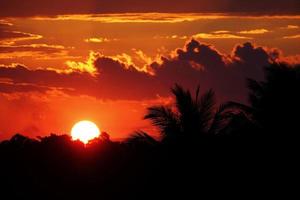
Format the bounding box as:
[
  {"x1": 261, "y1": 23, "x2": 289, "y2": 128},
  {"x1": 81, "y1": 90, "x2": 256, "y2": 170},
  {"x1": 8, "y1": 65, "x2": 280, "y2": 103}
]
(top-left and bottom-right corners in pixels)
[
  {"x1": 0, "y1": 24, "x2": 74, "y2": 61},
  {"x1": 84, "y1": 37, "x2": 112, "y2": 43},
  {"x1": 239, "y1": 29, "x2": 270, "y2": 34},
  {"x1": 0, "y1": 51, "x2": 74, "y2": 61},
  {"x1": 93, "y1": 56, "x2": 159, "y2": 99},
  {"x1": 0, "y1": 26, "x2": 73, "y2": 60},
  {"x1": 0, "y1": 82, "x2": 48, "y2": 94},
  {"x1": 232, "y1": 42, "x2": 273, "y2": 64},
  {"x1": 0, "y1": 39, "x2": 298, "y2": 103},
  {"x1": 287, "y1": 25, "x2": 299, "y2": 29},
  {"x1": 154, "y1": 35, "x2": 188, "y2": 40},
  {"x1": 29, "y1": 14, "x2": 300, "y2": 25},
  {"x1": 212, "y1": 30, "x2": 231, "y2": 34},
  {"x1": 283, "y1": 34, "x2": 300, "y2": 39},
  {"x1": 0, "y1": 44, "x2": 72, "y2": 61},
  {"x1": 0, "y1": 44, "x2": 67, "y2": 53},
  {"x1": 65, "y1": 52, "x2": 98, "y2": 75},
  {"x1": 158, "y1": 29, "x2": 272, "y2": 42},
  {"x1": 94, "y1": 39, "x2": 297, "y2": 101},
  {"x1": 0, "y1": 31, "x2": 42, "y2": 45},
  {"x1": 37, "y1": 13, "x2": 227, "y2": 23},
  {"x1": 100, "y1": 49, "x2": 160, "y2": 75},
  {"x1": 1, "y1": 0, "x2": 300, "y2": 17},
  {"x1": 0, "y1": 23, "x2": 72, "y2": 60},
  {"x1": 0, "y1": 59, "x2": 156, "y2": 100},
  {"x1": 152, "y1": 40, "x2": 277, "y2": 101},
  {"x1": 0, "y1": 20, "x2": 13, "y2": 26},
  {"x1": 175, "y1": 39, "x2": 228, "y2": 69},
  {"x1": 193, "y1": 33, "x2": 252, "y2": 39},
  {"x1": 283, "y1": 25, "x2": 299, "y2": 29},
  {"x1": 0, "y1": 64, "x2": 97, "y2": 95}
]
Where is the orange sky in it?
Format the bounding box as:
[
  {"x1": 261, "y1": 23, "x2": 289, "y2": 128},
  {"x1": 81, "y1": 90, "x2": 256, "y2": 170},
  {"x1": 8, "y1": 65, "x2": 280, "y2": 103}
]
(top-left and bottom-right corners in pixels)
[{"x1": 1, "y1": 3, "x2": 300, "y2": 140}]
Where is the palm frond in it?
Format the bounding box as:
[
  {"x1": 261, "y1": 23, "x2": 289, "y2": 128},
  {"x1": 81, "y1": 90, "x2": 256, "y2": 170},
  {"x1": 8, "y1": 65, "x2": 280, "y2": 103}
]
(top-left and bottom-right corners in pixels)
[
  {"x1": 209, "y1": 103, "x2": 236, "y2": 135},
  {"x1": 198, "y1": 89, "x2": 216, "y2": 131},
  {"x1": 126, "y1": 131, "x2": 158, "y2": 146},
  {"x1": 144, "y1": 106, "x2": 180, "y2": 137},
  {"x1": 171, "y1": 84, "x2": 194, "y2": 118},
  {"x1": 225, "y1": 101, "x2": 254, "y2": 114}
]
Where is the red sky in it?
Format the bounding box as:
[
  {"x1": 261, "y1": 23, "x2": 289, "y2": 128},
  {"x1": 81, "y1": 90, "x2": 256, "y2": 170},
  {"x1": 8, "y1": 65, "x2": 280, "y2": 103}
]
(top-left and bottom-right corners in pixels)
[{"x1": 0, "y1": 1, "x2": 300, "y2": 140}]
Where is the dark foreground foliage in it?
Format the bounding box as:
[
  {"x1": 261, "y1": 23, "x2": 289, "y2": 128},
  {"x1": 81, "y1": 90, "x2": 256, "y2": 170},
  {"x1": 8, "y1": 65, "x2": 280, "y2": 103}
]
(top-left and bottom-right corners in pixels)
[{"x1": 0, "y1": 63, "x2": 299, "y2": 199}]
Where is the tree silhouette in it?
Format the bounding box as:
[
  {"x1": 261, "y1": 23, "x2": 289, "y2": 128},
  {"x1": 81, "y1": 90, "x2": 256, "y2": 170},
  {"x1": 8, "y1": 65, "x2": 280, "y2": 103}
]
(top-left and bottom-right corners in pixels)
[
  {"x1": 1, "y1": 63, "x2": 299, "y2": 199},
  {"x1": 144, "y1": 84, "x2": 234, "y2": 143},
  {"x1": 227, "y1": 63, "x2": 300, "y2": 139}
]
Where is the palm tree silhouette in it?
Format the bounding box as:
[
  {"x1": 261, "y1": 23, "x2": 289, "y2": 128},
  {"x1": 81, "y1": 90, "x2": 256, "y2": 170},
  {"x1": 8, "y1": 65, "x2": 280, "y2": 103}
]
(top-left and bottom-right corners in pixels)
[{"x1": 144, "y1": 84, "x2": 234, "y2": 143}]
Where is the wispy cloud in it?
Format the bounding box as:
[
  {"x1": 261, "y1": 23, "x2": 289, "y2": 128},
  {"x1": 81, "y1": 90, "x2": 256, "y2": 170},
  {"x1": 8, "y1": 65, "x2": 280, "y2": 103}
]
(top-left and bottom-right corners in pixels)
[
  {"x1": 153, "y1": 35, "x2": 188, "y2": 40},
  {"x1": 0, "y1": 19, "x2": 13, "y2": 26},
  {"x1": 32, "y1": 13, "x2": 300, "y2": 24},
  {"x1": 283, "y1": 34, "x2": 300, "y2": 39},
  {"x1": 193, "y1": 33, "x2": 252, "y2": 39},
  {"x1": 33, "y1": 13, "x2": 227, "y2": 23},
  {"x1": 239, "y1": 29, "x2": 270, "y2": 34},
  {"x1": 212, "y1": 30, "x2": 231, "y2": 34},
  {"x1": 0, "y1": 44, "x2": 73, "y2": 61},
  {"x1": 0, "y1": 44, "x2": 69, "y2": 53},
  {"x1": 0, "y1": 31, "x2": 42, "y2": 45},
  {"x1": 84, "y1": 37, "x2": 113, "y2": 43},
  {"x1": 281, "y1": 25, "x2": 299, "y2": 29}
]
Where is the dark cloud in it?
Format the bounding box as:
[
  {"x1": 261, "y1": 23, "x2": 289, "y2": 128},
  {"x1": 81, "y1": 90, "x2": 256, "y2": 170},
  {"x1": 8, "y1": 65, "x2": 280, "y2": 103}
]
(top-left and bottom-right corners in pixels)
[
  {"x1": 0, "y1": 63, "x2": 158, "y2": 99},
  {"x1": 0, "y1": 65, "x2": 96, "y2": 94},
  {"x1": 0, "y1": 24, "x2": 42, "y2": 43},
  {"x1": 233, "y1": 42, "x2": 271, "y2": 66},
  {"x1": 151, "y1": 40, "x2": 271, "y2": 102},
  {"x1": 94, "y1": 57, "x2": 159, "y2": 99},
  {"x1": 0, "y1": 31, "x2": 35, "y2": 40},
  {"x1": 0, "y1": 0, "x2": 299, "y2": 17},
  {"x1": 231, "y1": 42, "x2": 283, "y2": 81},
  {"x1": 0, "y1": 45, "x2": 66, "y2": 54},
  {"x1": 0, "y1": 39, "x2": 296, "y2": 102},
  {"x1": 176, "y1": 39, "x2": 227, "y2": 69},
  {"x1": 0, "y1": 82, "x2": 48, "y2": 93}
]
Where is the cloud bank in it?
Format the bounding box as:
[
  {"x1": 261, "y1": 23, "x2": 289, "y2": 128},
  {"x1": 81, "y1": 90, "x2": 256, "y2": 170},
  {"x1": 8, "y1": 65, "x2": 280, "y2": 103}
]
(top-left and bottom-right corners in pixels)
[{"x1": 0, "y1": 39, "x2": 298, "y2": 103}]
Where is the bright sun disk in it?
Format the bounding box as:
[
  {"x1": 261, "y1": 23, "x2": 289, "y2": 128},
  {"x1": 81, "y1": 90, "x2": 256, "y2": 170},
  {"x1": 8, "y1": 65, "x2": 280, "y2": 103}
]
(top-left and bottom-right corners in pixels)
[{"x1": 71, "y1": 120, "x2": 100, "y2": 144}]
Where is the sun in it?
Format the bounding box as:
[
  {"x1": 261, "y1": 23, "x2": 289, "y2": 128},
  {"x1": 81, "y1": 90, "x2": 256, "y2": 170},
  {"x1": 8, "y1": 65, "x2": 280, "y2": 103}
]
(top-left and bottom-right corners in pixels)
[{"x1": 71, "y1": 120, "x2": 100, "y2": 144}]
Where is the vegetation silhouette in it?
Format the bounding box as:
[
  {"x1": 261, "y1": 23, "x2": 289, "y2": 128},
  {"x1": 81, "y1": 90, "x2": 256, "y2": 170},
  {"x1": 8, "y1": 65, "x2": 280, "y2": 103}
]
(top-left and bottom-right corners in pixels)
[
  {"x1": 226, "y1": 63, "x2": 300, "y2": 140},
  {"x1": 144, "y1": 84, "x2": 235, "y2": 144},
  {"x1": 0, "y1": 63, "x2": 298, "y2": 199}
]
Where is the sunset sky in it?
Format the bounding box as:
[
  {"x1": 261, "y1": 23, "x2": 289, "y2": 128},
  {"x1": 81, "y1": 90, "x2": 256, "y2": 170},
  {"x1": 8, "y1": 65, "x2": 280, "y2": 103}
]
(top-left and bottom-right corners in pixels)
[{"x1": 0, "y1": 0, "x2": 300, "y2": 140}]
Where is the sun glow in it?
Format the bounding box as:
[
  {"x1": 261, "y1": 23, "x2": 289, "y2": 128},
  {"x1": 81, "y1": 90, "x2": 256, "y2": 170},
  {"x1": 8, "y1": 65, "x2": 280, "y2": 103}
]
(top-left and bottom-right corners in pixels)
[{"x1": 71, "y1": 120, "x2": 100, "y2": 144}]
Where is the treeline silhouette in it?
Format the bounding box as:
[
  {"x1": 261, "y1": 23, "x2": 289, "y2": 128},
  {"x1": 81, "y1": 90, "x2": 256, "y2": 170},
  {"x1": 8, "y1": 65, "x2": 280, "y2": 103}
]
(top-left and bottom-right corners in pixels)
[{"x1": 0, "y1": 63, "x2": 299, "y2": 199}]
